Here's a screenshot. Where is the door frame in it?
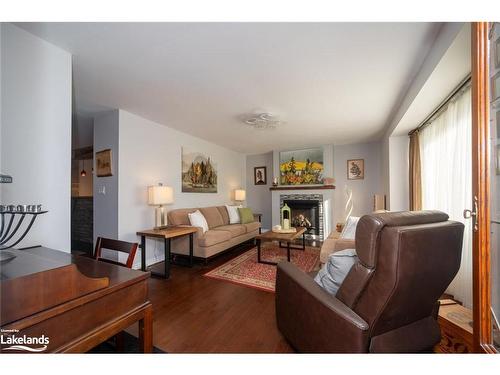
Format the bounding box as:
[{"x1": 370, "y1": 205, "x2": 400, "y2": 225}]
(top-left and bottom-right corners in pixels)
[{"x1": 471, "y1": 21, "x2": 497, "y2": 354}]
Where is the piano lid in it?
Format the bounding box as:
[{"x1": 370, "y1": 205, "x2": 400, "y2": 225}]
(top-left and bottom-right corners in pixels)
[{"x1": 1, "y1": 247, "x2": 109, "y2": 326}]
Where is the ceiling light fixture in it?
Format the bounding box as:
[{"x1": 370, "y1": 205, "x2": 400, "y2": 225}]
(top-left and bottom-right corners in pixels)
[{"x1": 244, "y1": 113, "x2": 283, "y2": 130}]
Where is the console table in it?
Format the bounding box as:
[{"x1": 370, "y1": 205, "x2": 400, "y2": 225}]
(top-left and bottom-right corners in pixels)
[{"x1": 137, "y1": 226, "x2": 198, "y2": 279}]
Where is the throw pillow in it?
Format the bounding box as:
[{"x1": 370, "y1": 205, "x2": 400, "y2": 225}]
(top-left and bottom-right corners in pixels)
[
  {"x1": 225, "y1": 205, "x2": 242, "y2": 224},
  {"x1": 314, "y1": 248, "x2": 358, "y2": 296},
  {"x1": 238, "y1": 207, "x2": 254, "y2": 224},
  {"x1": 188, "y1": 210, "x2": 209, "y2": 233},
  {"x1": 341, "y1": 216, "x2": 360, "y2": 240}
]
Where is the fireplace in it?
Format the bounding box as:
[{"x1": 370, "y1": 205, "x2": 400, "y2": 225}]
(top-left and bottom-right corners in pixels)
[{"x1": 280, "y1": 194, "x2": 324, "y2": 240}]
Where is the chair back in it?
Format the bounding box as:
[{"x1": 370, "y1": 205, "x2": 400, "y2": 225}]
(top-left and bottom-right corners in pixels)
[
  {"x1": 335, "y1": 210, "x2": 464, "y2": 352},
  {"x1": 94, "y1": 237, "x2": 138, "y2": 269}
]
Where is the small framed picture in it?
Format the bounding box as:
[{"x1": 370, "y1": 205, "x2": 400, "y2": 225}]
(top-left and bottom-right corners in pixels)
[
  {"x1": 347, "y1": 159, "x2": 364, "y2": 180},
  {"x1": 95, "y1": 149, "x2": 113, "y2": 177},
  {"x1": 254, "y1": 166, "x2": 267, "y2": 185}
]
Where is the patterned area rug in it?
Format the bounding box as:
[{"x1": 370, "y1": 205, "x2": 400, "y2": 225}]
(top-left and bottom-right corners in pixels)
[{"x1": 204, "y1": 243, "x2": 320, "y2": 292}]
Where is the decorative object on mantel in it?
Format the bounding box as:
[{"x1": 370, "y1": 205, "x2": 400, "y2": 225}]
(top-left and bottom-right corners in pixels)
[
  {"x1": 344, "y1": 186, "x2": 353, "y2": 222},
  {"x1": 0, "y1": 204, "x2": 48, "y2": 261},
  {"x1": 95, "y1": 149, "x2": 113, "y2": 177},
  {"x1": 279, "y1": 148, "x2": 324, "y2": 185},
  {"x1": 280, "y1": 203, "x2": 291, "y2": 230},
  {"x1": 270, "y1": 185, "x2": 335, "y2": 191},
  {"x1": 234, "y1": 189, "x2": 246, "y2": 205},
  {"x1": 148, "y1": 183, "x2": 174, "y2": 229},
  {"x1": 254, "y1": 166, "x2": 267, "y2": 185},
  {"x1": 323, "y1": 177, "x2": 335, "y2": 185},
  {"x1": 243, "y1": 112, "x2": 284, "y2": 130},
  {"x1": 272, "y1": 177, "x2": 278, "y2": 187},
  {"x1": 181, "y1": 147, "x2": 217, "y2": 193}
]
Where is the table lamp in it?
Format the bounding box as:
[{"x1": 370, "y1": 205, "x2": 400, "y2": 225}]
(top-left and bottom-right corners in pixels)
[
  {"x1": 234, "y1": 189, "x2": 246, "y2": 206},
  {"x1": 148, "y1": 183, "x2": 174, "y2": 229}
]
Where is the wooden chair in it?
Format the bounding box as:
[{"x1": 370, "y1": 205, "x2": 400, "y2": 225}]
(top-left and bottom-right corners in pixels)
[
  {"x1": 93, "y1": 237, "x2": 139, "y2": 352},
  {"x1": 94, "y1": 237, "x2": 138, "y2": 269}
]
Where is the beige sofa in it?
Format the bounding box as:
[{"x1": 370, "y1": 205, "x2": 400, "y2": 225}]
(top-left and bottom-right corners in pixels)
[{"x1": 167, "y1": 206, "x2": 261, "y2": 260}]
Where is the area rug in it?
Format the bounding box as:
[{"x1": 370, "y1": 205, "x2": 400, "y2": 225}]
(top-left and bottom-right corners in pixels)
[{"x1": 204, "y1": 243, "x2": 320, "y2": 292}]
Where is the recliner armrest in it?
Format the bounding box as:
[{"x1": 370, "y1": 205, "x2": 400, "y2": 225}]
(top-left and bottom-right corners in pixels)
[{"x1": 276, "y1": 261, "x2": 369, "y2": 352}]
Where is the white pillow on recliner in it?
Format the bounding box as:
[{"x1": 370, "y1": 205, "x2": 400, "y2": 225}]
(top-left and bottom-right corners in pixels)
[
  {"x1": 341, "y1": 216, "x2": 360, "y2": 240},
  {"x1": 314, "y1": 248, "x2": 358, "y2": 296}
]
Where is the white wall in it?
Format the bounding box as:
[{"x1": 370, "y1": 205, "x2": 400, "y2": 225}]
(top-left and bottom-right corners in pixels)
[
  {"x1": 117, "y1": 110, "x2": 245, "y2": 267},
  {"x1": 93, "y1": 110, "x2": 120, "y2": 243},
  {"x1": 245, "y1": 152, "x2": 273, "y2": 230},
  {"x1": 333, "y1": 142, "x2": 383, "y2": 225},
  {"x1": 380, "y1": 23, "x2": 464, "y2": 200},
  {"x1": 388, "y1": 136, "x2": 409, "y2": 211},
  {"x1": 0, "y1": 23, "x2": 72, "y2": 251}
]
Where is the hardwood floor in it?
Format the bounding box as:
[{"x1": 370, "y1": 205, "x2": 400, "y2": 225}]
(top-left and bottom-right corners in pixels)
[{"x1": 128, "y1": 242, "x2": 296, "y2": 353}]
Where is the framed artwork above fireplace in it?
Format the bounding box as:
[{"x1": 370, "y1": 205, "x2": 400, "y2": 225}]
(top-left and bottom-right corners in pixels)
[{"x1": 279, "y1": 147, "x2": 324, "y2": 185}]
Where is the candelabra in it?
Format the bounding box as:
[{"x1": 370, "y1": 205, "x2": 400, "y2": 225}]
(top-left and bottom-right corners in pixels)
[{"x1": 0, "y1": 205, "x2": 48, "y2": 262}]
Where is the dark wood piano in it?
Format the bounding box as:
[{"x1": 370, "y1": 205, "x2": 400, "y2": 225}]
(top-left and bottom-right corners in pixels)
[{"x1": 0, "y1": 247, "x2": 152, "y2": 353}]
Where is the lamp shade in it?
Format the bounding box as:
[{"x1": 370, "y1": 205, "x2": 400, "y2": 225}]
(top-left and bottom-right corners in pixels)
[
  {"x1": 148, "y1": 185, "x2": 174, "y2": 205},
  {"x1": 234, "y1": 189, "x2": 246, "y2": 201}
]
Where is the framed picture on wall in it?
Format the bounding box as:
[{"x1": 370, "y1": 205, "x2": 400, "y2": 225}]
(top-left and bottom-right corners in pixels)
[
  {"x1": 254, "y1": 166, "x2": 267, "y2": 185},
  {"x1": 347, "y1": 159, "x2": 364, "y2": 180},
  {"x1": 95, "y1": 149, "x2": 113, "y2": 177}
]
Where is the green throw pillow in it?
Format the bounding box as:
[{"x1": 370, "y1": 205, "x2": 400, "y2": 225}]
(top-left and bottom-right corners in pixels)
[{"x1": 238, "y1": 207, "x2": 254, "y2": 224}]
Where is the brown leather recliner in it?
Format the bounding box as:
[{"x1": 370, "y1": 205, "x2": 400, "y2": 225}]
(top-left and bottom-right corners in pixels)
[{"x1": 276, "y1": 210, "x2": 464, "y2": 353}]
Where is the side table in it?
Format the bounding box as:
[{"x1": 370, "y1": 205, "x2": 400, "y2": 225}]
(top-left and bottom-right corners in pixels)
[{"x1": 137, "y1": 226, "x2": 198, "y2": 279}]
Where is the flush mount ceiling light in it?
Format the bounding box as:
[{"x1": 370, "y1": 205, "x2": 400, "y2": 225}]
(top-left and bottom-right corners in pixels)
[{"x1": 244, "y1": 113, "x2": 283, "y2": 130}]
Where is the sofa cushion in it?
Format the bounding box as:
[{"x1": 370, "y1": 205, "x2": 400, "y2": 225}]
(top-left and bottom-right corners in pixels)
[
  {"x1": 314, "y1": 248, "x2": 358, "y2": 296},
  {"x1": 188, "y1": 210, "x2": 209, "y2": 233},
  {"x1": 225, "y1": 205, "x2": 242, "y2": 224},
  {"x1": 217, "y1": 206, "x2": 230, "y2": 225},
  {"x1": 244, "y1": 221, "x2": 260, "y2": 233},
  {"x1": 238, "y1": 207, "x2": 254, "y2": 224},
  {"x1": 168, "y1": 208, "x2": 197, "y2": 226},
  {"x1": 198, "y1": 230, "x2": 232, "y2": 247},
  {"x1": 199, "y1": 207, "x2": 224, "y2": 228},
  {"x1": 213, "y1": 224, "x2": 246, "y2": 237}
]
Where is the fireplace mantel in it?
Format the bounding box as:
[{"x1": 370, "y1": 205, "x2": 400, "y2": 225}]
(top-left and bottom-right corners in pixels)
[{"x1": 269, "y1": 185, "x2": 335, "y2": 191}]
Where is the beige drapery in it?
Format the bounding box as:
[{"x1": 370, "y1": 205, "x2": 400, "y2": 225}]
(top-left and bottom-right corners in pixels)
[{"x1": 409, "y1": 131, "x2": 422, "y2": 210}]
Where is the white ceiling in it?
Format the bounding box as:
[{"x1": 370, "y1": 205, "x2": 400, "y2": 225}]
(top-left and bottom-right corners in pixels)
[
  {"x1": 391, "y1": 23, "x2": 471, "y2": 136},
  {"x1": 16, "y1": 22, "x2": 442, "y2": 154}
]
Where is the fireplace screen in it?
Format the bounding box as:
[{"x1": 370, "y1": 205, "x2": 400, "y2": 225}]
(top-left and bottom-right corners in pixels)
[{"x1": 283, "y1": 199, "x2": 320, "y2": 237}]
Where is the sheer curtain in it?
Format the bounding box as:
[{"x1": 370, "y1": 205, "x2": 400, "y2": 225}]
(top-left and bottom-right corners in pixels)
[{"x1": 419, "y1": 86, "x2": 472, "y2": 308}]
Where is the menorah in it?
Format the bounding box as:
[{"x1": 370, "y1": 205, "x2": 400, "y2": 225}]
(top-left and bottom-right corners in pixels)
[{"x1": 0, "y1": 205, "x2": 47, "y2": 261}]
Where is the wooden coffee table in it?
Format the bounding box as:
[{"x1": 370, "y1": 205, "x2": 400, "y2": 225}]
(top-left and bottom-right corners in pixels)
[{"x1": 256, "y1": 227, "x2": 306, "y2": 265}]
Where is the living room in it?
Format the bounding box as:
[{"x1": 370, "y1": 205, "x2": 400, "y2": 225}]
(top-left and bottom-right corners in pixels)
[{"x1": 1, "y1": 1, "x2": 500, "y2": 373}]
